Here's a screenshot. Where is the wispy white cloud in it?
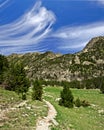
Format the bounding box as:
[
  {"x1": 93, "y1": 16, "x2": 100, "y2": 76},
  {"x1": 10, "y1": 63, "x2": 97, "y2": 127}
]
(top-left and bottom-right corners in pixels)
[
  {"x1": 52, "y1": 22, "x2": 104, "y2": 51},
  {"x1": 0, "y1": 1, "x2": 56, "y2": 54},
  {"x1": 0, "y1": 0, "x2": 104, "y2": 55},
  {"x1": 92, "y1": 0, "x2": 104, "y2": 5},
  {"x1": 0, "y1": 0, "x2": 10, "y2": 8},
  {"x1": 96, "y1": 0, "x2": 104, "y2": 5}
]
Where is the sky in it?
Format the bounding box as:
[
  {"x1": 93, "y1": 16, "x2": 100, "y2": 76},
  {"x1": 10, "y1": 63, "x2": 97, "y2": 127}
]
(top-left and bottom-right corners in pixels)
[{"x1": 0, "y1": 0, "x2": 104, "y2": 55}]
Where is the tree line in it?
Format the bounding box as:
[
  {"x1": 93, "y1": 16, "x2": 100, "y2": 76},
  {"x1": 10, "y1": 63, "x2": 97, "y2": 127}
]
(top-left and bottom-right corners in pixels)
[{"x1": 37, "y1": 77, "x2": 104, "y2": 93}]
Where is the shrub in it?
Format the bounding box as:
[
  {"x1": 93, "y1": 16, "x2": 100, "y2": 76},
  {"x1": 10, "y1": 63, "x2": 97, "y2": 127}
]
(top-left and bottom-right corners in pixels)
[
  {"x1": 75, "y1": 98, "x2": 81, "y2": 107},
  {"x1": 59, "y1": 85, "x2": 74, "y2": 108},
  {"x1": 81, "y1": 100, "x2": 90, "y2": 107},
  {"x1": 22, "y1": 94, "x2": 26, "y2": 100}
]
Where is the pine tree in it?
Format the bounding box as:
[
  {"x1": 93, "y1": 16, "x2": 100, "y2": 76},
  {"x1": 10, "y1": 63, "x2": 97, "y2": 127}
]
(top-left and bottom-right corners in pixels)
[
  {"x1": 59, "y1": 85, "x2": 74, "y2": 108},
  {"x1": 32, "y1": 80, "x2": 43, "y2": 101},
  {"x1": 0, "y1": 54, "x2": 9, "y2": 84},
  {"x1": 6, "y1": 62, "x2": 30, "y2": 99}
]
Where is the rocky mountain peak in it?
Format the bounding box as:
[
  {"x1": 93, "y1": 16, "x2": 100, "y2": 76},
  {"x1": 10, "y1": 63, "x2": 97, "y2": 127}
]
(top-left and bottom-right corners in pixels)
[{"x1": 83, "y1": 36, "x2": 104, "y2": 52}]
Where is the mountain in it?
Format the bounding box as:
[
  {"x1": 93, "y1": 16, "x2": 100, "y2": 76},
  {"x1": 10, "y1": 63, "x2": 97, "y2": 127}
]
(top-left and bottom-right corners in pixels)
[{"x1": 7, "y1": 36, "x2": 104, "y2": 82}]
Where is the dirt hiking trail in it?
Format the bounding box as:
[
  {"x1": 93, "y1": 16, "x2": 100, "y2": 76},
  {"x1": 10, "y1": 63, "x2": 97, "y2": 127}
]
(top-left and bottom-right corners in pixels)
[{"x1": 36, "y1": 100, "x2": 58, "y2": 130}]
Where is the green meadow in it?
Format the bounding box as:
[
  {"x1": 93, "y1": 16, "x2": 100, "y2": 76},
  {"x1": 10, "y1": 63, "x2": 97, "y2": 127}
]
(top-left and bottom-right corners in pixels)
[
  {"x1": 43, "y1": 87, "x2": 104, "y2": 130},
  {"x1": 0, "y1": 86, "x2": 104, "y2": 130}
]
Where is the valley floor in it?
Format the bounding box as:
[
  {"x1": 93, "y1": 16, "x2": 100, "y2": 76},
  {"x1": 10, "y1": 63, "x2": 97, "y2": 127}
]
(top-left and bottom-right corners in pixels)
[
  {"x1": 43, "y1": 87, "x2": 104, "y2": 130},
  {"x1": 0, "y1": 87, "x2": 104, "y2": 130}
]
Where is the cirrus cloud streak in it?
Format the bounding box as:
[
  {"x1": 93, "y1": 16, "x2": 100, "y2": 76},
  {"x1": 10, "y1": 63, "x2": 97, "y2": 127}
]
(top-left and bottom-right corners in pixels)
[
  {"x1": 52, "y1": 22, "x2": 104, "y2": 52},
  {"x1": 0, "y1": 1, "x2": 56, "y2": 54},
  {"x1": 0, "y1": 0, "x2": 104, "y2": 55},
  {"x1": 0, "y1": 0, "x2": 10, "y2": 8}
]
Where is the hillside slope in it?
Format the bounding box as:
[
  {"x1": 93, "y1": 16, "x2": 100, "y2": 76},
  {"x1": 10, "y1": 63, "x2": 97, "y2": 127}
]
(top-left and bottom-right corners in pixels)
[{"x1": 7, "y1": 36, "x2": 104, "y2": 81}]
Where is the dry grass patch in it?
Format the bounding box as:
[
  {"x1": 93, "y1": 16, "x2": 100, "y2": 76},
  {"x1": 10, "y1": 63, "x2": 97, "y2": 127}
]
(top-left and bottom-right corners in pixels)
[{"x1": 0, "y1": 87, "x2": 48, "y2": 129}]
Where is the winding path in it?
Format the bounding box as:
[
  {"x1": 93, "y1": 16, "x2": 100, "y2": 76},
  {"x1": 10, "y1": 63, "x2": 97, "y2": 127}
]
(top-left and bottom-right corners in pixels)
[{"x1": 36, "y1": 100, "x2": 58, "y2": 130}]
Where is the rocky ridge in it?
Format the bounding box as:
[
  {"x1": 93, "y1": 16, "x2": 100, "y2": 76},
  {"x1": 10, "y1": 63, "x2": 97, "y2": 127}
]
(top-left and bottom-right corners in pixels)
[{"x1": 7, "y1": 36, "x2": 104, "y2": 82}]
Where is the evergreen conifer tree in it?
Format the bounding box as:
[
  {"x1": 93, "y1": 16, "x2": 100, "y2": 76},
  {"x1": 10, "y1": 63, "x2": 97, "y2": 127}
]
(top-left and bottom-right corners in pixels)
[
  {"x1": 0, "y1": 54, "x2": 8, "y2": 84},
  {"x1": 59, "y1": 85, "x2": 74, "y2": 108},
  {"x1": 7, "y1": 62, "x2": 30, "y2": 99},
  {"x1": 32, "y1": 80, "x2": 43, "y2": 101}
]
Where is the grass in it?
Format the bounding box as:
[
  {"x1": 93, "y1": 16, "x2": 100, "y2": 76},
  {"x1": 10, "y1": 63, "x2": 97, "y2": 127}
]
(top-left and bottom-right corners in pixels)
[
  {"x1": 0, "y1": 87, "x2": 21, "y2": 110},
  {"x1": 43, "y1": 87, "x2": 104, "y2": 130},
  {"x1": 1, "y1": 86, "x2": 104, "y2": 130},
  {"x1": 0, "y1": 87, "x2": 48, "y2": 129}
]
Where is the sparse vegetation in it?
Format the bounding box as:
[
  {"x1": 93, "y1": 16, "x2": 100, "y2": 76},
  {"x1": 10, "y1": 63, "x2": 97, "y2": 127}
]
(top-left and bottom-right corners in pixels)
[
  {"x1": 7, "y1": 36, "x2": 104, "y2": 82},
  {"x1": 0, "y1": 87, "x2": 47, "y2": 129}
]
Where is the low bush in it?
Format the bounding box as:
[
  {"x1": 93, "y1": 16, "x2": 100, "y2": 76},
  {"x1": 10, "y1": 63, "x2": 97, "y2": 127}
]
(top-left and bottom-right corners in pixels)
[
  {"x1": 22, "y1": 94, "x2": 26, "y2": 100},
  {"x1": 74, "y1": 98, "x2": 90, "y2": 108},
  {"x1": 75, "y1": 98, "x2": 81, "y2": 107},
  {"x1": 81, "y1": 100, "x2": 90, "y2": 107}
]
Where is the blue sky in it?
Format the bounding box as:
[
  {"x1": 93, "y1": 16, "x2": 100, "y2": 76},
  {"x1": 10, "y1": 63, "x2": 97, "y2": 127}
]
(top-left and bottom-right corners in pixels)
[{"x1": 0, "y1": 0, "x2": 104, "y2": 55}]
